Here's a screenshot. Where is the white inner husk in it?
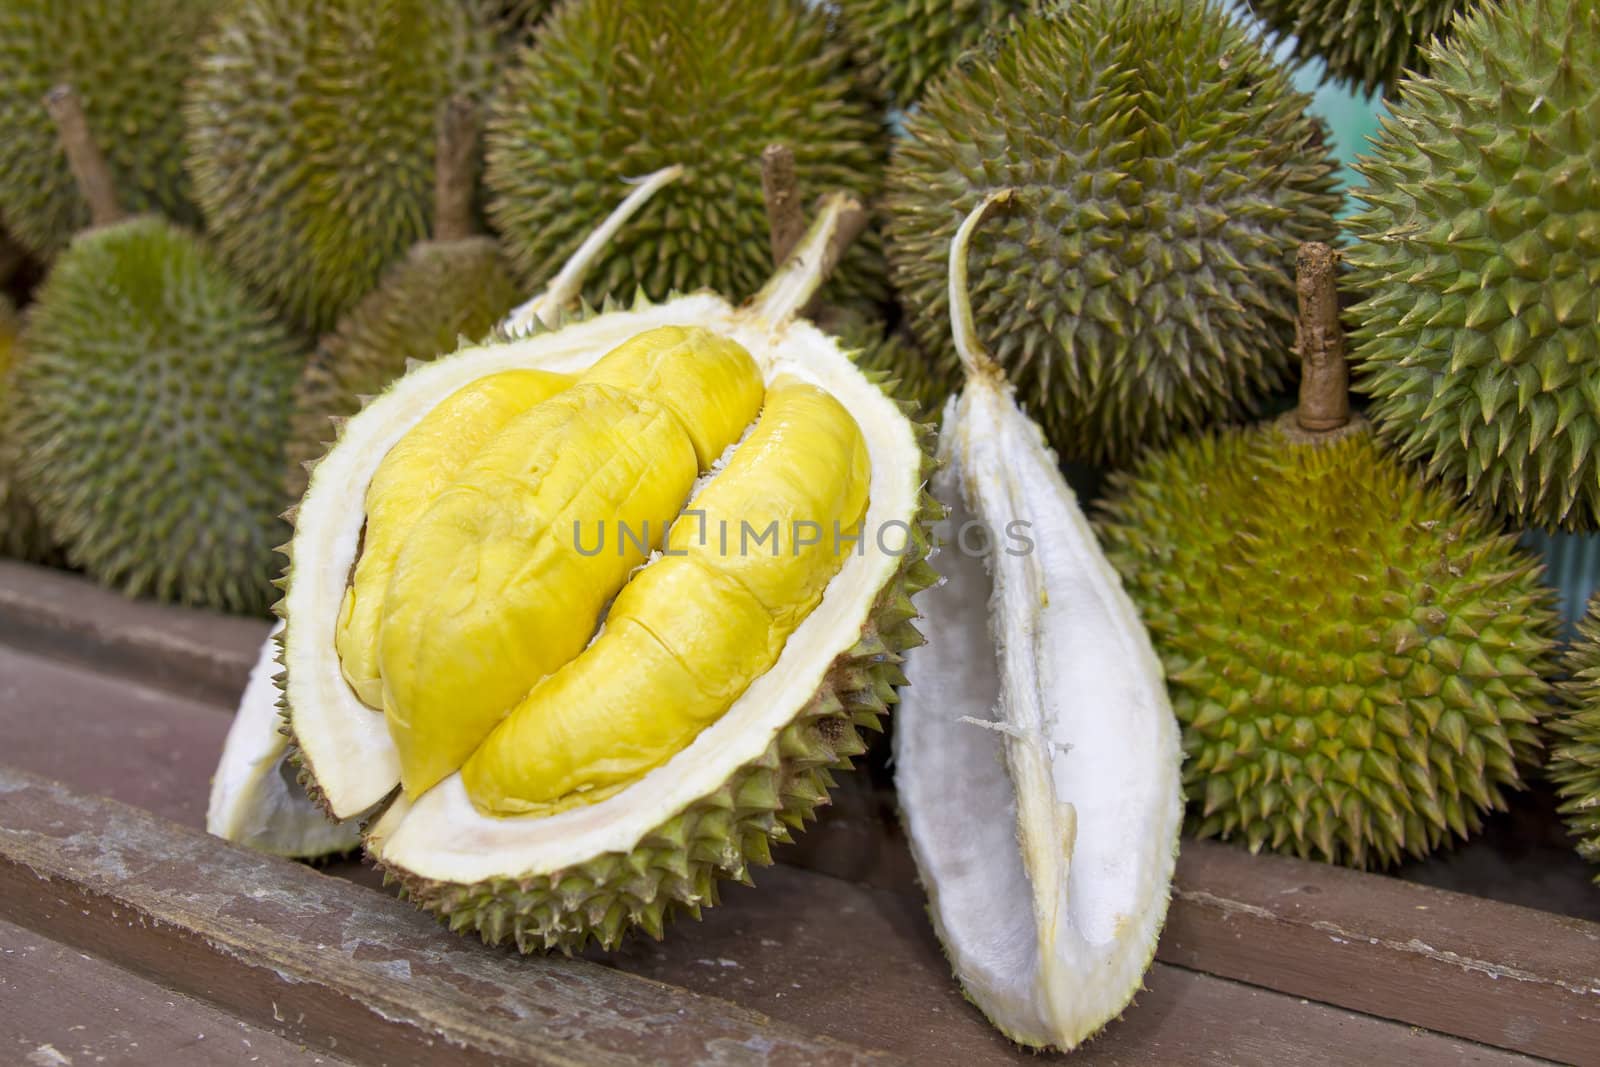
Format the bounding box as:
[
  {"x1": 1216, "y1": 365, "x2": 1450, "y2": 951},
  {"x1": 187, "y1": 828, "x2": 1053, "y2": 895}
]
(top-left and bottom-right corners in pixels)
[
  {"x1": 894, "y1": 383, "x2": 1182, "y2": 1050},
  {"x1": 285, "y1": 293, "x2": 921, "y2": 883}
]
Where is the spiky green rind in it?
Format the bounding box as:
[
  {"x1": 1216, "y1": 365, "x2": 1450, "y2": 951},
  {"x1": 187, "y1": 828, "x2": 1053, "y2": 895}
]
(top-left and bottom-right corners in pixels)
[
  {"x1": 1096, "y1": 420, "x2": 1558, "y2": 868},
  {"x1": 1250, "y1": 0, "x2": 1468, "y2": 96},
  {"x1": 0, "y1": 296, "x2": 54, "y2": 561},
  {"x1": 824, "y1": 308, "x2": 949, "y2": 420},
  {"x1": 1554, "y1": 601, "x2": 1600, "y2": 880},
  {"x1": 833, "y1": 0, "x2": 1031, "y2": 105},
  {"x1": 284, "y1": 238, "x2": 520, "y2": 502},
  {"x1": 0, "y1": 0, "x2": 218, "y2": 261},
  {"x1": 1346, "y1": 0, "x2": 1600, "y2": 531},
  {"x1": 485, "y1": 0, "x2": 888, "y2": 307},
  {"x1": 14, "y1": 218, "x2": 306, "y2": 614},
  {"x1": 886, "y1": 0, "x2": 1341, "y2": 468},
  {"x1": 185, "y1": 0, "x2": 495, "y2": 333}
]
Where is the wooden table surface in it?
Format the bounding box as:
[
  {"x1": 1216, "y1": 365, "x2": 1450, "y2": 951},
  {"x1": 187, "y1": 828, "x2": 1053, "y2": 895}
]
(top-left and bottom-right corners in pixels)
[{"x1": 0, "y1": 559, "x2": 1595, "y2": 1066}]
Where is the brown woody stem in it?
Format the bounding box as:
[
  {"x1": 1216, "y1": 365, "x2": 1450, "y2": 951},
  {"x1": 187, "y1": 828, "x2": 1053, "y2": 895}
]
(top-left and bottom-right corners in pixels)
[
  {"x1": 761, "y1": 143, "x2": 804, "y2": 267},
  {"x1": 1294, "y1": 241, "x2": 1350, "y2": 433},
  {"x1": 45, "y1": 85, "x2": 122, "y2": 229},
  {"x1": 433, "y1": 96, "x2": 481, "y2": 244}
]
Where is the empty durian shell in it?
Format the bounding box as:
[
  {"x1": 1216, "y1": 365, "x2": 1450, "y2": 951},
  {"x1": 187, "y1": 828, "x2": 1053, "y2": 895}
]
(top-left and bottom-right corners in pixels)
[
  {"x1": 894, "y1": 193, "x2": 1183, "y2": 1050},
  {"x1": 207, "y1": 624, "x2": 363, "y2": 860}
]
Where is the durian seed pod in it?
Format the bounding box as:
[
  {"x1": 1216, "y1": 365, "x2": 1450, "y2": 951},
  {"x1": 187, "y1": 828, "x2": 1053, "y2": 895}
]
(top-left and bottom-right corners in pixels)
[
  {"x1": 1248, "y1": 0, "x2": 1469, "y2": 96},
  {"x1": 1346, "y1": 0, "x2": 1600, "y2": 531},
  {"x1": 1097, "y1": 243, "x2": 1561, "y2": 868},
  {"x1": 1554, "y1": 600, "x2": 1600, "y2": 881},
  {"x1": 894, "y1": 191, "x2": 1183, "y2": 1050},
  {"x1": 0, "y1": 0, "x2": 218, "y2": 261},
  {"x1": 284, "y1": 98, "x2": 521, "y2": 502},
  {"x1": 885, "y1": 0, "x2": 1343, "y2": 467},
  {"x1": 14, "y1": 86, "x2": 307, "y2": 614}
]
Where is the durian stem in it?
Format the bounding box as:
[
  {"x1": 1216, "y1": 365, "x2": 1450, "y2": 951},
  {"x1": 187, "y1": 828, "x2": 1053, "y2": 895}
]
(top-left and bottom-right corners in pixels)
[
  {"x1": 1294, "y1": 241, "x2": 1350, "y2": 433},
  {"x1": 502, "y1": 164, "x2": 684, "y2": 336},
  {"x1": 45, "y1": 85, "x2": 122, "y2": 229},
  {"x1": 433, "y1": 96, "x2": 480, "y2": 245},
  {"x1": 749, "y1": 192, "x2": 868, "y2": 325},
  {"x1": 761, "y1": 143, "x2": 803, "y2": 266},
  {"x1": 948, "y1": 191, "x2": 1013, "y2": 385}
]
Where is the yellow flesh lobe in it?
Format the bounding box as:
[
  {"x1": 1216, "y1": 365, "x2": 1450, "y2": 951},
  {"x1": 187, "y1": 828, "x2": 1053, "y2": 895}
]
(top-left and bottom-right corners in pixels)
[
  {"x1": 461, "y1": 375, "x2": 872, "y2": 816},
  {"x1": 375, "y1": 328, "x2": 763, "y2": 798},
  {"x1": 333, "y1": 370, "x2": 575, "y2": 709}
]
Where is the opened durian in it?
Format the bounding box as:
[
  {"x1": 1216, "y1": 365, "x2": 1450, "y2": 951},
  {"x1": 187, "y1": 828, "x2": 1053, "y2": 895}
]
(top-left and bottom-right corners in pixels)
[
  {"x1": 885, "y1": 0, "x2": 1341, "y2": 466},
  {"x1": 185, "y1": 0, "x2": 496, "y2": 332},
  {"x1": 285, "y1": 99, "x2": 520, "y2": 502},
  {"x1": 1097, "y1": 244, "x2": 1559, "y2": 868},
  {"x1": 1347, "y1": 0, "x2": 1600, "y2": 530},
  {"x1": 242, "y1": 179, "x2": 936, "y2": 950},
  {"x1": 895, "y1": 193, "x2": 1183, "y2": 1051},
  {"x1": 1554, "y1": 601, "x2": 1600, "y2": 881}
]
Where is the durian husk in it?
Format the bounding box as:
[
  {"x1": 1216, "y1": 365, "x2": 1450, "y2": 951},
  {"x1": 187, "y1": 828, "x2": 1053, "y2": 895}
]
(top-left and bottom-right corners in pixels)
[
  {"x1": 0, "y1": 295, "x2": 56, "y2": 562},
  {"x1": 1555, "y1": 600, "x2": 1600, "y2": 881}
]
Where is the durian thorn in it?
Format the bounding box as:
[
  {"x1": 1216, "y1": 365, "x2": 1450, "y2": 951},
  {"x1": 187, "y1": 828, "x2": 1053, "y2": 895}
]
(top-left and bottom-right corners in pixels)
[
  {"x1": 948, "y1": 190, "x2": 1013, "y2": 387},
  {"x1": 44, "y1": 84, "x2": 123, "y2": 229},
  {"x1": 761, "y1": 143, "x2": 804, "y2": 267},
  {"x1": 432, "y1": 96, "x2": 481, "y2": 245},
  {"x1": 503, "y1": 163, "x2": 685, "y2": 336},
  {"x1": 1293, "y1": 241, "x2": 1351, "y2": 434},
  {"x1": 748, "y1": 191, "x2": 867, "y2": 326}
]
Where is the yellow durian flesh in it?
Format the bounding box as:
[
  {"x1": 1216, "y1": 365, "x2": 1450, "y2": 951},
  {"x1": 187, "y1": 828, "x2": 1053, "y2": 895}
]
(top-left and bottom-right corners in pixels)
[
  {"x1": 370, "y1": 327, "x2": 764, "y2": 798},
  {"x1": 462, "y1": 376, "x2": 872, "y2": 816},
  {"x1": 334, "y1": 370, "x2": 575, "y2": 709}
]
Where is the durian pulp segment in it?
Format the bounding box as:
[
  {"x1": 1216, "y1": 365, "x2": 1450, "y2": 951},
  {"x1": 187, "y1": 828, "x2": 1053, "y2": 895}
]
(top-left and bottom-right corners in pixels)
[
  {"x1": 363, "y1": 327, "x2": 764, "y2": 799},
  {"x1": 335, "y1": 370, "x2": 576, "y2": 709},
  {"x1": 895, "y1": 385, "x2": 1183, "y2": 1050},
  {"x1": 463, "y1": 376, "x2": 872, "y2": 816}
]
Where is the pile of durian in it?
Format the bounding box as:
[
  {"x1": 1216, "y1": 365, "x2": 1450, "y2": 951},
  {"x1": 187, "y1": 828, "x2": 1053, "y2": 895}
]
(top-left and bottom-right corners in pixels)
[{"x1": 0, "y1": 0, "x2": 1595, "y2": 1052}]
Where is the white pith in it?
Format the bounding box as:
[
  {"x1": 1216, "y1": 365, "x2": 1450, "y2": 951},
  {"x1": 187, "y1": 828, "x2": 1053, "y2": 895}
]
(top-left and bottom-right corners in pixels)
[
  {"x1": 894, "y1": 382, "x2": 1183, "y2": 1050},
  {"x1": 285, "y1": 294, "x2": 922, "y2": 882},
  {"x1": 207, "y1": 624, "x2": 363, "y2": 858}
]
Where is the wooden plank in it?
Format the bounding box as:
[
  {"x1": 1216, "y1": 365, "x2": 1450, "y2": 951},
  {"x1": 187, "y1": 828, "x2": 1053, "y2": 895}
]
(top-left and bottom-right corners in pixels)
[
  {"x1": 0, "y1": 558, "x2": 267, "y2": 705},
  {"x1": 0, "y1": 919, "x2": 351, "y2": 1066},
  {"x1": 0, "y1": 768, "x2": 898, "y2": 1067}
]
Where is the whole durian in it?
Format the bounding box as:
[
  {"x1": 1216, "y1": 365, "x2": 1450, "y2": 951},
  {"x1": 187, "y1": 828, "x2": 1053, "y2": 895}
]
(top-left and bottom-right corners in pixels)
[
  {"x1": 1347, "y1": 0, "x2": 1600, "y2": 531},
  {"x1": 1096, "y1": 244, "x2": 1560, "y2": 868},
  {"x1": 485, "y1": 0, "x2": 887, "y2": 306},
  {"x1": 831, "y1": 0, "x2": 1032, "y2": 105},
  {"x1": 1249, "y1": 0, "x2": 1468, "y2": 96},
  {"x1": 185, "y1": 0, "x2": 496, "y2": 333},
  {"x1": 885, "y1": 0, "x2": 1341, "y2": 467},
  {"x1": 0, "y1": 0, "x2": 219, "y2": 260},
  {"x1": 0, "y1": 295, "x2": 54, "y2": 561},
  {"x1": 1554, "y1": 602, "x2": 1600, "y2": 880},
  {"x1": 285, "y1": 101, "x2": 520, "y2": 502}
]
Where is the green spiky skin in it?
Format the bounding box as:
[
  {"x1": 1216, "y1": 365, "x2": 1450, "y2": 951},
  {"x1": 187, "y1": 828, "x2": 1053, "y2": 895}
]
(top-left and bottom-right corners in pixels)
[
  {"x1": 1250, "y1": 0, "x2": 1468, "y2": 96},
  {"x1": 0, "y1": 295, "x2": 55, "y2": 561},
  {"x1": 885, "y1": 0, "x2": 1341, "y2": 468},
  {"x1": 833, "y1": 0, "x2": 1031, "y2": 106},
  {"x1": 485, "y1": 0, "x2": 888, "y2": 307},
  {"x1": 820, "y1": 307, "x2": 949, "y2": 420},
  {"x1": 14, "y1": 218, "x2": 307, "y2": 614},
  {"x1": 1346, "y1": 0, "x2": 1600, "y2": 531},
  {"x1": 0, "y1": 0, "x2": 219, "y2": 261},
  {"x1": 185, "y1": 0, "x2": 495, "y2": 333},
  {"x1": 284, "y1": 237, "x2": 520, "y2": 502},
  {"x1": 1096, "y1": 418, "x2": 1558, "y2": 868},
  {"x1": 1555, "y1": 602, "x2": 1600, "y2": 881}
]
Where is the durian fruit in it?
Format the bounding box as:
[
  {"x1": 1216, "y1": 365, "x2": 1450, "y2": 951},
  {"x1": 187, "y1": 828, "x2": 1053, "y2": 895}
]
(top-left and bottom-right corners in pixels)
[
  {"x1": 485, "y1": 0, "x2": 887, "y2": 307},
  {"x1": 832, "y1": 0, "x2": 1032, "y2": 106},
  {"x1": 185, "y1": 0, "x2": 496, "y2": 333},
  {"x1": 246, "y1": 178, "x2": 938, "y2": 949},
  {"x1": 1554, "y1": 602, "x2": 1600, "y2": 881},
  {"x1": 285, "y1": 99, "x2": 520, "y2": 502},
  {"x1": 208, "y1": 624, "x2": 363, "y2": 860},
  {"x1": 1346, "y1": 0, "x2": 1600, "y2": 531},
  {"x1": 1248, "y1": 0, "x2": 1468, "y2": 96},
  {"x1": 0, "y1": 0, "x2": 218, "y2": 261},
  {"x1": 895, "y1": 193, "x2": 1182, "y2": 1050},
  {"x1": 885, "y1": 0, "x2": 1341, "y2": 467},
  {"x1": 13, "y1": 87, "x2": 308, "y2": 614},
  {"x1": 0, "y1": 295, "x2": 54, "y2": 561},
  {"x1": 1097, "y1": 243, "x2": 1560, "y2": 868}
]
